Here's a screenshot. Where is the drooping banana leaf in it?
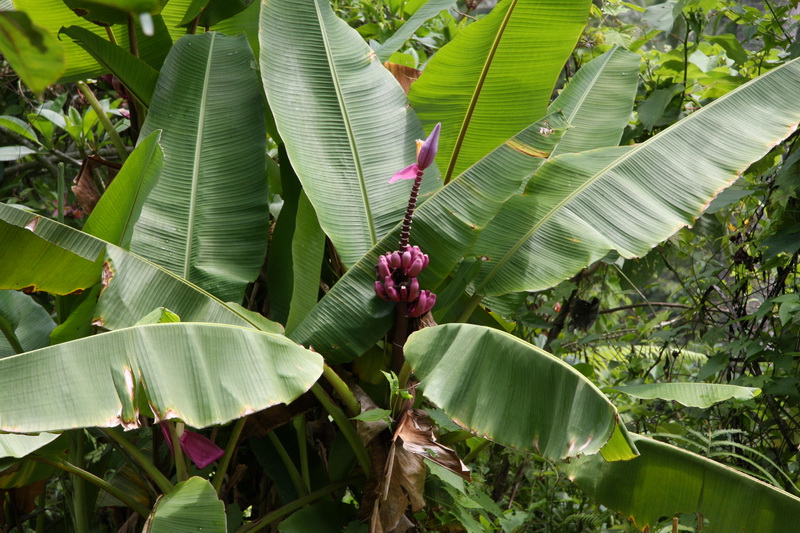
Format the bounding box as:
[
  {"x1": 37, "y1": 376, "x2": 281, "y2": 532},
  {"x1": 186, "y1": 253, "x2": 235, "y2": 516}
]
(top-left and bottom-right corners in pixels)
[
  {"x1": 408, "y1": 0, "x2": 591, "y2": 181},
  {"x1": 0, "y1": 208, "x2": 104, "y2": 295},
  {"x1": 131, "y1": 32, "x2": 268, "y2": 303},
  {"x1": 565, "y1": 434, "x2": 800, "y2": 531},
  {"x1": 144, "y1": 477, "x2": 225, "y2": 533},
  {"x1": 288, "y1": 113, "x2": 570, "y2": 362},
  {"x1": 260, "y1": 0, "x2": 441, "y2": 267},
  {"x1": 548, "y1": 45, "x2": 640, "y2": 157},
  {"x1": 0, "y1": 323, "x2": 322, "y2": 433},
  {"x1": 0, "y1": 204, "x2": 255, "y2": 330},
  {"x1": 0, "y1": 433, "x2": 60, "y2": 459},
  {"x1": 373, "y1": 0, "x2": 457, "y2": 63},
  {"x1": 405, "y1": 323, "x2": 636, "y2": 460},
  {"x1": 470, "y1": 56, "x2": 800, "y2": 297},
  {"x1": 60, "y1": 25, "x2": 159, "y2": 107},
  {"x1": 610, "y1": 382, "x2": 760, "y2": 408}
]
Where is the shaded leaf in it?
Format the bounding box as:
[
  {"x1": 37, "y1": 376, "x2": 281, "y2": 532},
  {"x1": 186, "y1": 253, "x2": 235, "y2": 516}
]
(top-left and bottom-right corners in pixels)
[
  {"x1": 611, "y1": 382, "x2": 760, "y2": 408},
  {"x1": 60, "y1": 25, "x2": 159, "y2": 107},
  {"x1": 565, "y1": 433, "x2": 800, "y2": 532},
  {"x1": 0, "y1": 290, "x2": 55, "y2": 358},
  {"x1": 284, "y1": 192, "x2": 326, "y2": 335}
]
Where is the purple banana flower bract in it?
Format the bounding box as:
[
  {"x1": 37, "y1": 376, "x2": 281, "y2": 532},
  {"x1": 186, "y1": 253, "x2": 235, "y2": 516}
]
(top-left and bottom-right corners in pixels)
[
  {"x1": 160, "y1": 424, "x2": 225, "y2": 469},
  {"x1": 388, "y1": 122, "x2": 441, "y2": 183}
]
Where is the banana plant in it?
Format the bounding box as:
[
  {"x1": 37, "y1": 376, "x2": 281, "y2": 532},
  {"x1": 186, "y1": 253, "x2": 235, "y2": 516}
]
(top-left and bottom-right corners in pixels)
[{"x1": 2, "y1": 0, "x2": 800, "y2": 531}]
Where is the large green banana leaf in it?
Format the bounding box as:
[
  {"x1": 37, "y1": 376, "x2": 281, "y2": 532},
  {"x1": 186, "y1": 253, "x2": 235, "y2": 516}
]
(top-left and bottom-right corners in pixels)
[
  {"x1": 408, "y1": 0, "x2": 591, "y2": 181},
  {"x1": 548, "y1": 46, "x2": 640, "y2": 157},
  {"x1": 0, "y1": 204, "x2": 254, "y2": 330},
  {"x1": 131, "y1": 32, "x2": 267, "y2": 303},
  {"x1": 0, "y1": 322, "x2": 322, "y2": 432},
  {"x1": 470, "y1": 56, "x2": 800, "y2": 297},
  {"x1": 405, "y1": 324, "x2": 636, "y2": 460},
  {"x1": 288, "y1": 113, "x2": 570, "y2": 362},
  {"x1": 259, "y1": 0, "x2": 441, "y2": 267},
  {"x1": 144, "y1": 477, "x2": 225, "y2": 533},
  {"x1": 565, "y1": 434, "x2": 800, "y2": 531}
]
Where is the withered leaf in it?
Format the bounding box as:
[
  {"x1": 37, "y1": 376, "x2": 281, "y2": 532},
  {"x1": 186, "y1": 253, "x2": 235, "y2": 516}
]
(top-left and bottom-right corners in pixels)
[
  {"x1": 382, "y1": 62, "x2": 421, "y2": 95},
  {"x1": 71, "y1": 155, "x2": 121, "y2": 215}
]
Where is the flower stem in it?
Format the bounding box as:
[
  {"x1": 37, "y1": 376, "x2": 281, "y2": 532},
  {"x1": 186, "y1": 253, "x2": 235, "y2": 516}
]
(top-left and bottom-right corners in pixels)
[
  {"x1": 68, "y1": 430, "x2": 88, "y2": 533},
  {"x1": 212, "y1": 417, "x2": 247, "y2": 495},
  {"x1": 166, "y1": 422, "x2": 189, "y2": 482},
  {"x1": 321, "y1": 363, "x2": 360, "y2": 417},
  {"x1": 398, "y1": 171, "x2": 423, "y2": 250}
]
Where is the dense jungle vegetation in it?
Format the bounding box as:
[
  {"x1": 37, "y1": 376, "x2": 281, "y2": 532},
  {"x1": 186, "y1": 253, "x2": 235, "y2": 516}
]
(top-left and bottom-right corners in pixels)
[{"x1": 1, "y1": 0, "x2": 800, "y2": 531}]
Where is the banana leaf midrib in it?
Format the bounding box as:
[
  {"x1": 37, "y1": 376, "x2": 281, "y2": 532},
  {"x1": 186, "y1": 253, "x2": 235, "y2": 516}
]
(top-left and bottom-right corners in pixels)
[
  {"x1": 313, "y1": 0, "x2": 377, "y2": 246},
  {"x1": 183, "y1": 32, "x2": 216, "y2": 280},
  {"x1": 445, "y1": 0, "x2": 518, "y2": 184}
]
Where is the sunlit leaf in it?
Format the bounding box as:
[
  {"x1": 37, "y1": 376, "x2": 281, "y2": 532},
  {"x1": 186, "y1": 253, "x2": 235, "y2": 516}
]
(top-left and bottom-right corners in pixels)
[
  {"x1": 0, "y1": 323, "x2": 322, "y2": 432},
  {"x1": 404, "y1": 324, "x2": 636, "y2": 460}
]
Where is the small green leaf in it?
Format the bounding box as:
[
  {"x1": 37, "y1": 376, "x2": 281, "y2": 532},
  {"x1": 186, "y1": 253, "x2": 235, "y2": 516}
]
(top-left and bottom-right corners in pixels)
[
  {"x1": 351, "y1": 409, "x2": 392, "y2": 422},
  {"x1": 610, "y1": 383, "x2": 761, "y2": 408},
  {"x1": 0, "y1": 11, "x2": 65, "y2": 93}
]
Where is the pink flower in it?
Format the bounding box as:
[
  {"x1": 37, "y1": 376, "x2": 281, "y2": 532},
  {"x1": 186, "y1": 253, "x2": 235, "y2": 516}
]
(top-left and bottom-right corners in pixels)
[
  {"x1": 160, "y1": 424, "x2": 224, "y2": 469},
  {"x1": 389, "y1": 123, "x2": 441, "y2": 183}
]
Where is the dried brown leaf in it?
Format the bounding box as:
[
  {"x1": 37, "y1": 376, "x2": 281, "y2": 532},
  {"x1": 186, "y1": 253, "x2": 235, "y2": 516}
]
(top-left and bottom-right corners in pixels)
[
  {"x1": 383, "y1": 62, "x2": 421, "y2": 95},
  {"x1": 71, "y1": 155, "x2": 121, "y2": 215}
]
